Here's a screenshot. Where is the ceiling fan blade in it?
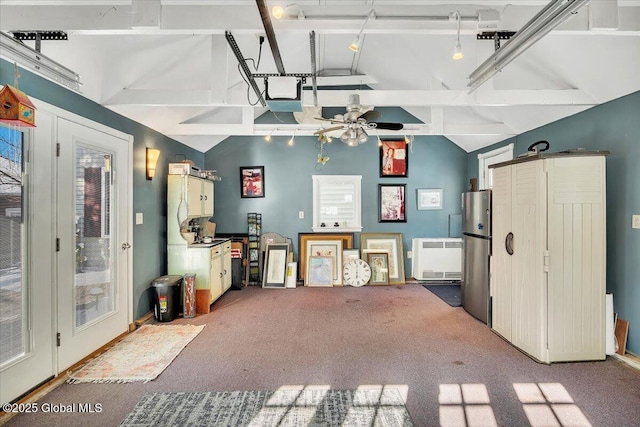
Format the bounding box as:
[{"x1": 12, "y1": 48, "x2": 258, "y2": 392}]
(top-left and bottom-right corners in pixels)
[
  {"x1": 314, "y1": 125, "x2": 344, "y2": 135},
  {"x1": 371, "y1": 122, "x2": 404, "y2": 131},
  {"x1": 359, "y1": 110, "x2": 381, "y2": 122},
  {"x1": 315, "y1": 117, "x2": 345, "y2": 124}
]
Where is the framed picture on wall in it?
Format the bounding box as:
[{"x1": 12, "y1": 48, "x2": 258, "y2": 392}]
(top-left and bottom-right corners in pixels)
[
  {"x1": 379, "y1": 139, "x2": 408, "y2": 177},
  {"x1": 240, "y1": 166, "x2": 264, "y2": 198},
  {"x1": 417, "y1": 188, "x2": 443, "y2": 210},
  {"x1": 379, "y1": 184, "x2": 406, "y2": 222}
]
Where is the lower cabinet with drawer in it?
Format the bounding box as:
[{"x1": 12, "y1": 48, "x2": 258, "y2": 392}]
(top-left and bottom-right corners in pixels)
[{"x1": 167, "y1": 239, "x2": 232, "y2": 313}]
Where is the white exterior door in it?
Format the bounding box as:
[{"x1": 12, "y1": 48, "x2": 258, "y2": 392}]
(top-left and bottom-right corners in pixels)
[
  {"x1": 0, "y1": 117, "x2": 55, "y2": 404},
  {"x1": 56, "y1": 118, "x2": 130, "y2": 370}
]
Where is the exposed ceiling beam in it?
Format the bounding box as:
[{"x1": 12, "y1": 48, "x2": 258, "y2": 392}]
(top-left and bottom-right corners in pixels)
[
  {"x1": 164, "y1": 121, "x2": 515, "y2": 137},
  {"x1": 3, "y1": 4, "x2": 639, "y2": 35},
  {"x1": 103, "y1": 88, "x2": 596, "y2": 107}
]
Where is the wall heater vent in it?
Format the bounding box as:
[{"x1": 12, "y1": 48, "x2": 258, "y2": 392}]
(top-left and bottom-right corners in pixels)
[{"x1": 411, "y1": 238, "x2": 462, "y2": 281}]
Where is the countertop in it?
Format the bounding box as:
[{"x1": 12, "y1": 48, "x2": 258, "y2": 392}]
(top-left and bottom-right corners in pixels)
[{"x1": 188, "y1": 238, "x2": 230, "y2": 248}]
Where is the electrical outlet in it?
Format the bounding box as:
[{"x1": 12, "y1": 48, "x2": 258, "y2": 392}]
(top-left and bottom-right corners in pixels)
[
  {"x1": 136, "y1": 212, "x2": 143, "y2": 225},
  {"x1": 407, "y1": 250, "x2": 412, "y2": 259},
  {"x1": 633, "y1": 214, "x2": 640, "y2": 229},
  {"x1": 298, "y1": 211, "x2": 304, "y2": 219}
]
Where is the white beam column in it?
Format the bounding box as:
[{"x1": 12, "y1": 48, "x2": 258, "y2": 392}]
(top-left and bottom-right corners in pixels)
[
  {"x1": 210, "y1": 35, "x2": 228, "y2": 104},
  {"x1": 431, "y1": 107, "x2": 444, "y2": 134}
]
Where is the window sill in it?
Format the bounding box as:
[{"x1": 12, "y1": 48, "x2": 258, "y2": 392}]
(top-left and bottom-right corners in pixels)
[{"x1": 312, "y1": 226, "x2": 362, "y2": 233}]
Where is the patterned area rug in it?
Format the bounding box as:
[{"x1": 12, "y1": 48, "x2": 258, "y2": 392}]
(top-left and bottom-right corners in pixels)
[
  {"x1": 423, "y1": 284, "x2": 462, "y2": 307},
  {"x1": 120, "y1": 387, "x2": 414, "y2": 426},
  {"x1": 68, "y1": 324, "x2": 204, "y2": 383}
]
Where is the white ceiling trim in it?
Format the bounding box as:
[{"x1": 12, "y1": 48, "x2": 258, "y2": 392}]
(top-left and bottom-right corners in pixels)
[
  {"x1": 164, "y1": 121, "x2": 515, "y2": 137},
  {"x1": 103, "y1": 88, "x2": 596, "y2": 107},
  {"x1": 2, "y1": 4, "x2": 639, "y2": 35}
]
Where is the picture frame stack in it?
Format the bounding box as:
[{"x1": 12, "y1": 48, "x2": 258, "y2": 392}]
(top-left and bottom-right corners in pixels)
[{"x1": 360, "y1": 233, "x2": 405, "y2": 285}]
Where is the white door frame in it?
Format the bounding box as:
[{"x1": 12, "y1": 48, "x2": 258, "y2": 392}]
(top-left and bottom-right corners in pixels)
[{"x1": 478, "y1": 143, "x2": 514, "y2": 190}]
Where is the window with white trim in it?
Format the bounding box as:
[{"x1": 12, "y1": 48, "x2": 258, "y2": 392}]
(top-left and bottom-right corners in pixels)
[
  {"x1": 478, "y1": 143, "x2": 514, "y2": 189},
  {"x1": 312, "y1": 175, "x2": 362, "y2": 232}
]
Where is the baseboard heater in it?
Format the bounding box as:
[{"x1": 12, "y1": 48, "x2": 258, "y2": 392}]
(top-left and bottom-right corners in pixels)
[{"x1": 411, "y1": 238, "x2": 462, "y2": 281}]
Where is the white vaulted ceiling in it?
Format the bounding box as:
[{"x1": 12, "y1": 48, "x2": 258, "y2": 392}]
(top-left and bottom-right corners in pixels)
[{"x1": 1, "y1": 1, "x2": 639, "y2": 153}]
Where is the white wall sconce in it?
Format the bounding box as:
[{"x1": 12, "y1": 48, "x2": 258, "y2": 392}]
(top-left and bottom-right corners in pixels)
[{"x1": 146, "y1": 147, "x2": 160, "y2": 180}]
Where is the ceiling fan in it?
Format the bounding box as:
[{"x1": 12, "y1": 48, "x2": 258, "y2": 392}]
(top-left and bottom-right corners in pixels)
[{"x1": 314, "y1": 94, "x2": 404, "y2": 146}]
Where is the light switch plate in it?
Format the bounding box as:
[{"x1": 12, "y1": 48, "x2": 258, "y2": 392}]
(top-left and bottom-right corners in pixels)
[
  {"x1": 633, "y1": 214, "x2": 640, "y2": 229},
  {"x1": 299, "y1": 211, "x2": 304, "y2": 219},
  {"x1": 136, "y1": 212, "x2": 143, "y2": 225},
  {"x1": 407, "y1": 250, "x2": 412, "y2": 259}
]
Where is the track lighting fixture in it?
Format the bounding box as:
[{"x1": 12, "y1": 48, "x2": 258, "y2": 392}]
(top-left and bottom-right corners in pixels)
[
  {"x1": 0, "y1": 32, "x2": 81, "y2": 92},
  {"x1": 468, "y1": 0, "x2": 590, "y2": 92},
  {"x1": 272, "y1": 3, "x2": 305, "y2": 20},
  {"x1": 264, "y1": 128, "x2": 275, "y2": 142},
  {"x1": 288, "y1": 129, "x2": 297, "y2": 146},
  {"x1": 452, "y1": 11, "x2": 463, "y2": 60},
  {"x1": 349, "y1": 9, "x2": 376, "y2": 52}
]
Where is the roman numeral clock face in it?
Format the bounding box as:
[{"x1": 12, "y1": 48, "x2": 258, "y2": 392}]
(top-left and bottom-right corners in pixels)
[{"x1": 343, "y1": 259, "x2": 371, "y2": 287}]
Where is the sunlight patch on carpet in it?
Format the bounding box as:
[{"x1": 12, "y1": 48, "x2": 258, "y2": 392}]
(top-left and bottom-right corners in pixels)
[
  {"x1": 68, "y1": 324, "x2": 204, "y2": 384},
  {"x1": 120, "y1": 387, "x2": 414, "y2": 426}
]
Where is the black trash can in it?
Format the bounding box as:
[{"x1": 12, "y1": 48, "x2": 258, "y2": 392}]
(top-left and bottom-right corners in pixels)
[{"x1": 151, "y1": 275, "x2": 183, "y2": 322}]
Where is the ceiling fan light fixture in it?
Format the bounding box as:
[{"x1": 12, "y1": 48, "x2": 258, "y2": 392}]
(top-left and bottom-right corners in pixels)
[
  {"x1": 340, "y1": 130, "x2": 350, "y2": 144},
  {"x1": 356, "y1": 128, "x2": 368, "y2": 145}
]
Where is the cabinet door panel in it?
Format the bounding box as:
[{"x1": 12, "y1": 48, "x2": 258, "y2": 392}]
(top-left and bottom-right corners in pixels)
[
  {"x1": 546, "y1": 157, "x2": 606, "y2": 361},
  {"x1": 202, "y1": 180, "x2": 214, "y2": 217},
  {"x1": 210, "y1": 252, "x2": 223, "y2": 304},
  {"x1": 490, "y1": 165, "x2": 513, "y2": 340},
  {"x1": 187, "y1": 176, "x2": 203, "y2": 217},
  {"x1": 511, "y1": 161, "x2": 547, "y2": 361}
]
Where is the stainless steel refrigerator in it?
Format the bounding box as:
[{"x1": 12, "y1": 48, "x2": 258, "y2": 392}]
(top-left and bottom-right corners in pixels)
[{"x1": 461, "y1": 190, "x2": 491, "y2": 324}]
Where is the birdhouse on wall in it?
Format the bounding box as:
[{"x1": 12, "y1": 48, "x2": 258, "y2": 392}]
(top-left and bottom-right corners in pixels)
[{"x1": 0, "y1": 85, "x2": 36, "y2": 127}]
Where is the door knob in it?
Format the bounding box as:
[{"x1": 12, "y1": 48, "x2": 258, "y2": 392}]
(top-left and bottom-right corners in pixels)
[{"x1": 121, "y1": 243, "x2": 131, "y2": 250}]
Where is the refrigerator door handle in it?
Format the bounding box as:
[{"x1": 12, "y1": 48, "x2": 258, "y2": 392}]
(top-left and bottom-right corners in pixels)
[{"x1": 505, "y1": 232, "x2": 514, "y2": 255}]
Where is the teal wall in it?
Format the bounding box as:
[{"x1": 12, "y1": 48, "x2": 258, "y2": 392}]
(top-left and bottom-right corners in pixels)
[
  {"x1": 467, "y1": 91, "x2": 640, "y2": 355},
  {"x1": 1, "y1": 59, "x2": 203, "y2": 319},
  {"x1": 204, "y1": 107, "x2": 468, "y2": 280}
]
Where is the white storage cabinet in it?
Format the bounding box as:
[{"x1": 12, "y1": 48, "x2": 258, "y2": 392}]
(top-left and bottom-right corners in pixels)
[{"x1": 490, "y1": 153, "x2": 607, "y2": 363}]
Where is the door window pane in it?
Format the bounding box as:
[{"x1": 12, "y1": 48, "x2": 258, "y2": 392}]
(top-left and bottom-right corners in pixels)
[
  {"x1": 75, "y1": 146, "x2": 114, "y2": 327},
  {"x1": 0, "y1": 126, "x2": 26, "y2": 365}
]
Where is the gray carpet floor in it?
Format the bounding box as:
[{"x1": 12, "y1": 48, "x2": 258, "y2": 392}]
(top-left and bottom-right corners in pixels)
[{"x1": 3, "y1": 284, "x2": 640, "y2": 427}]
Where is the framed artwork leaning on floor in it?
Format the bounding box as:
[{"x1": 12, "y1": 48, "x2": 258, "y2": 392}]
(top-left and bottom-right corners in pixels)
[{"x1": 360, "y1": 233, "x2": 405, "y2": 285}]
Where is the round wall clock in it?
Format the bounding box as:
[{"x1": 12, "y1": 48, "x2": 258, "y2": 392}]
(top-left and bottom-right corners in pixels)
[{"x1": 343, "y1": 259, "x2": 371, "y2": 287}]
